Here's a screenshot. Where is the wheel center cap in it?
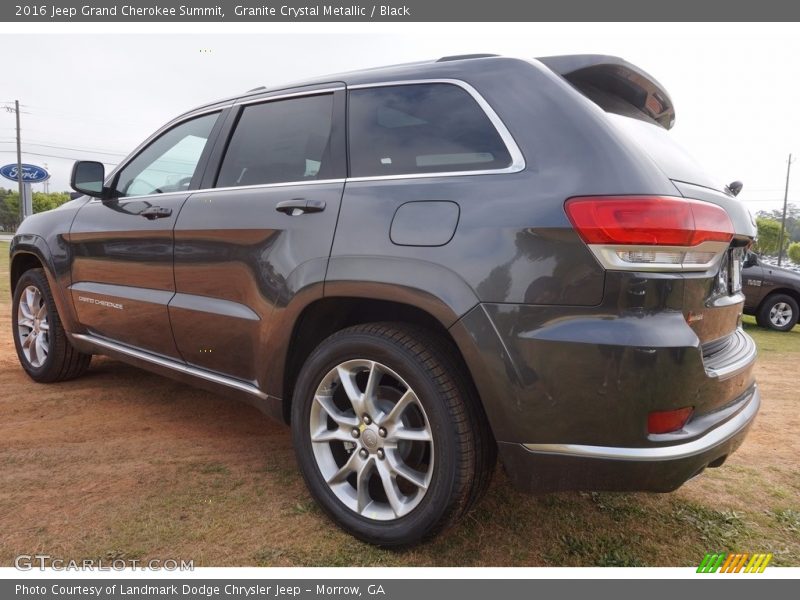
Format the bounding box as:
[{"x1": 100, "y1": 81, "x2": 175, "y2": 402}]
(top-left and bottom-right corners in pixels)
[{"x1": 362, "y1": 429, "x2": 379, "y2": 450}]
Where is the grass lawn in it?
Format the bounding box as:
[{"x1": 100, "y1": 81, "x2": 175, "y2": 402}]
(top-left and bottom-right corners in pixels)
[{"x1": 0, "y1": 241, "x2": 9, "y2": 299}]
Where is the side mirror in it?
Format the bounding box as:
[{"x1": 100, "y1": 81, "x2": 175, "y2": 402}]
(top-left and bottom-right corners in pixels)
[
  {"x1": 743, "y1": 252, "x2": 758, "y2": 268},
  {"x1": 70, "y1": 161, "x2": 108, "y2": 199}
]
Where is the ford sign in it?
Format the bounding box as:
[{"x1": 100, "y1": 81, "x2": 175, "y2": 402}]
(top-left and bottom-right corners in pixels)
[{"x1": 0, "y1": 163, "x2": 50, "y2": 183}]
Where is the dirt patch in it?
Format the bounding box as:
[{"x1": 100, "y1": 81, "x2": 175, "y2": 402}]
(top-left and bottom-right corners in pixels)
[{"x1": 0, "y1": 266, "x2": 798, "y2": 566}]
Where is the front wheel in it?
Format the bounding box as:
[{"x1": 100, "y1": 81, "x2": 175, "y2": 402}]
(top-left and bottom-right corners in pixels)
[
  {"x1": 12, "y1": 268, "x2": 91, "y2": 382},
  {"x1": 291, "y1": 323, "x2": 494, "y2": 546},
  {"x1": 757, "y1": 293, "x2": 799, "y2": 332}
]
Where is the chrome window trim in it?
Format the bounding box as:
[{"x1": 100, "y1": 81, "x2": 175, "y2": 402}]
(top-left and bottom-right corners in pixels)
[
  {"x1": 346, "y1": 78, "x2": 526, "y2": 181},
  {"x1": 191, "y1": 178, "x2": 346, "y2": 196},
  {"x1": 93, "y1": 178, "x2": 350, "y2": 203},
  {"x1": 89, "y1": 79, "x2": 525, "y2": 204},
  {"x1": 233, "y1": 86, "x2": 344, "y2": 107}
]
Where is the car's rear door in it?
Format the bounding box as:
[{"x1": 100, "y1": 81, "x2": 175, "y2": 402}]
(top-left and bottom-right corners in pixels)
[
  {"x1": 67, "y1": 110, "x2": 226, "y2": 359},
  {"x1": 169, "y1": 85, "x2": 346, "y2": 385}
]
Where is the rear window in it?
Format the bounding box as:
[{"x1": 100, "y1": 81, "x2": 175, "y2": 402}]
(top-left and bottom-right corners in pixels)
[
  {"x1": 348, "y1": 83, "x2": 512, "y2": 177},
  {"x1": 606, "y1": 113, "x2": 723, "y2": 192}
]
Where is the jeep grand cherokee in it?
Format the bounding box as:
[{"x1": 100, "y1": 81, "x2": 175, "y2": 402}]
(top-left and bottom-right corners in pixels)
[{"x1": 10, "y1": 54, "x2": 759, "y2": 546}]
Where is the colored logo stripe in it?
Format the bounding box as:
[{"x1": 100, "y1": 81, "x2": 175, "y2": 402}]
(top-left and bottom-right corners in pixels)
[{"x1": 697, "y1": 553, "x2": 772, "y2": 573}]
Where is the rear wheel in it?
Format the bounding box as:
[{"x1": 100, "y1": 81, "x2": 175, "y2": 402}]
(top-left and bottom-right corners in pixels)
[
  {"x1": 12, "y1": 269, "x2": 91, "y2": 382},
  {"x1": 291, "y1": 322, "x2": 494, "y2": 546},
  {"x1": 757, "y1": 293, "x2": 799, "y2": 332}
]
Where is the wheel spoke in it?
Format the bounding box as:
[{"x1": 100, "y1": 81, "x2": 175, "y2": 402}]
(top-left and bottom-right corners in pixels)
[
  {"x1": 388, "y1": 454, "x2": 429, "y2": 490},
  {"x1": 311, "y1": 426, "x2": 354, "y2": 443},
  {"x1": 28, "y1": 335, "x2": 39, "y2": 365},
  {"x1": 390, "y1": 426, "x2": 432, "y2": 443},
  {"x1": 19, "y1": 299, "x2": 33, "y2": 320},
  {"x1": 38, "y1": 320, "x2": 49, "y2": 331},
  {"x1": 326, "y1": 451, "x2": 361, "y2": 485},
  {"x1": 314, "y1": 393, "x2": 358, "y2": 428},
  {"x1": 381, "y1": 388, "x2": 416, "y2": 426},
  {"x1": 17, "y1": 316, "x2": 34, "y2": 330},
  {"x1": 376, "y1": 460, "x2": 405, "y2": 516},
  {"x1": 336, "y1": 364, "x2": 365, "y2": 414},
  {"x1": 24, "y1": 287, "x2": 35, "y2": 312},
  {"x1": 362, "y1": 361, "x2": 383, "y2": 417},
  {"x1": 35, "y1": 334, "x2": 48, "y2": 359},
  {"x1": 22, "y1": 333, "x2": 34, "y2": 350},
  {"x1": 356, "y1": 457, "x2": 374, "y2": 513}
]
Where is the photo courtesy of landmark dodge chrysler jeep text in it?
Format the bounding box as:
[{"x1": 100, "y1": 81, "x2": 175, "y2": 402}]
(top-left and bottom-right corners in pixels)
[{"x1": 9, "y1": 54, "x2": 760, "y2": 546}]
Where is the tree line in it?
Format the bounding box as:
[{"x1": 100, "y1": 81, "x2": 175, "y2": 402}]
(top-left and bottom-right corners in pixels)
[
  {"x1": 0, "y1": 187, "x2": 72, "y2": 231},
  {"x1": 754, "y1": 205, "x2": 800, "y2": 265}
]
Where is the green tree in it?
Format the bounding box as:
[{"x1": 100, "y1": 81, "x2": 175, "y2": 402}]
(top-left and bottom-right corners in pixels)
[
  {"x1": 753, "y1": 217, "x2": 784, "y2": 256},
  {"x1": 0, "y1": 191, "x2": 20, "y2": 231},
  {"x1": 788, "y1": 242, "x2": 800, "y2": 265},
  {"x1": 32, "y1": 191, "x2": 70, "y2": 213},
  {"x1": 757, "y1": 204, "x2": 800, "y2": 244},
  {"x1": 0, "y1": 190, "x2": 72, "y2": 231}
]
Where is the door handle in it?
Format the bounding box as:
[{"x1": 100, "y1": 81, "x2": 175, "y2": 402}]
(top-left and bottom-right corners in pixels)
[
  {"x1": 276, "y1": 198, "x2": 326, "y2": 216},
  {"x1": 140, "y1": 206, "x2": 173, "y2": 220}
]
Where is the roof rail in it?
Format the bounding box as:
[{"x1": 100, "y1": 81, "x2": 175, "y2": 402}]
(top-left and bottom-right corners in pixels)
[{"x1": 436, "y1": 53, "x2": 499, "y2": 62}]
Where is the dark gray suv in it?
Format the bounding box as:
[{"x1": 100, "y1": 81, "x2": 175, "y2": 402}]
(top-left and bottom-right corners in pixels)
[{"x1": 10, "y1": 54, "x2": 760, "y2": 546}]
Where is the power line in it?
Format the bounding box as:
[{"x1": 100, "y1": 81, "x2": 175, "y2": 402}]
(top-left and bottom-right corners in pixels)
[
  {"x1": 0, "y1": 141, "x2": 127, "y2": 157},
  {"x1": 0, "y1": 148, "x2": 117, "y2": 164}
]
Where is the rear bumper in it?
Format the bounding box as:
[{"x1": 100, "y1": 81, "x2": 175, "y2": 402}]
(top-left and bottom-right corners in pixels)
[{"x1": 499, "y1": 384, "x2": 759, "y2": 492}]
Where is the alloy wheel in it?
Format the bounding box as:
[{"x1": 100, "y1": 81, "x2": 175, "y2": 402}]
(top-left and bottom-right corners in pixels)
[
  {"x1": 309, "y1": 359, "x2": 434, "y2": 521},
  {"x1": 16, "y1": 285, "x2": 50, "y2": 368},
  {"x1": 769, "y1": 302, "x2": 793, "y2": 328}
]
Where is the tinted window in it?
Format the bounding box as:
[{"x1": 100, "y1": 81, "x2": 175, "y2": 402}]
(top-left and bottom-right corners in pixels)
[
  {"x1": 348, "y1": 83, "x2": 512, "y2": 177},
  {"x1": 607, "y1": 114, "x2": 723, "y2": 192},
  {"x1": 217, "y1": 94, "x2": 335, "y2": 187},
  {"x1": 115, "y1": 112, "x2": 218, "y2": 197}
]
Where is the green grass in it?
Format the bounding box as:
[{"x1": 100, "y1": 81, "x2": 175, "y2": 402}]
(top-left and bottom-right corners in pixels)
[
  {"x1": 742, "y1": 314, "x2": 800, "y2": 353},
  {"x1": 0, "y1": 241, "x2": 9, "y2": 298}
]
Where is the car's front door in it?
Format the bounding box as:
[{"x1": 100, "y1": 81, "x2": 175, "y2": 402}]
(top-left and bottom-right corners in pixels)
[
  {"x1": 67, "y1": 110, "x2": 224, "y2": 359},
  {"x1": 170, "y1": 86, "x2": 346, "y2": 385}
]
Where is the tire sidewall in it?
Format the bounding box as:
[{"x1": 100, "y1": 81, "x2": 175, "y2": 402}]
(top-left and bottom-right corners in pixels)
[
  {"x1": 291, "y1": 330, "x2": 462, "y2": 546},
  {"x1": 12, "y1": 270, "x2": 59, "y2": 379}
]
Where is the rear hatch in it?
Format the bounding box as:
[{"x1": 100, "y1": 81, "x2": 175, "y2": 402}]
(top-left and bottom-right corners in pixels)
[{"x1": 541, "y1": 55, "x2": 757, "y2": 349}]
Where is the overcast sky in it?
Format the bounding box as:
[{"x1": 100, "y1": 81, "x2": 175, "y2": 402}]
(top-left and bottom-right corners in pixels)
[{"x1": 1, "y1": 23, "x2": 798, "y2": 214}]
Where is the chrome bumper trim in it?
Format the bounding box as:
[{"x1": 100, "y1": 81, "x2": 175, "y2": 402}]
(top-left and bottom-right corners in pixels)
[{"x1": 523, "y1": 387, "x2": 759, "y2": 462}]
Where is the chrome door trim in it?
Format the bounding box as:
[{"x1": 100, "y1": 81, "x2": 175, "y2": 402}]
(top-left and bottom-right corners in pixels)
[{"x1": 71, "y1": 333, "x2": 267, "y2": 400}]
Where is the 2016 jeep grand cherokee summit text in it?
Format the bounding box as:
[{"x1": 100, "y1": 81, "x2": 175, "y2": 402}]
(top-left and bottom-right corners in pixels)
[{"x1": 10, "y1": 55, "x2": 760, "y2": 546}]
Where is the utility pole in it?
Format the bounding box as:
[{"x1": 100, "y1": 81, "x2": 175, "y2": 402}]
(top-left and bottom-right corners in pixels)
[
  {"x1": 777, "y1": 153, "x2": 794, "y2": 266},
  {"x1": 15, "y1": 99, "x2": 23, "y2": 224}
]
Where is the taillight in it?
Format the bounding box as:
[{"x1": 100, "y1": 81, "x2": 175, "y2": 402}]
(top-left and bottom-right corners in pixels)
[
  {"x1": 648, "y1": 407, "x2": 694, "y2": 435},
  {"x1": 565, "y1": 196, "x2": 734, "y2": 271}
]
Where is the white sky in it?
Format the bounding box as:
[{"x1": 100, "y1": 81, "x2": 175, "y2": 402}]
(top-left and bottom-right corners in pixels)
[{"x1": 1, "y1": 22, "x2": 798, "y2": 214}]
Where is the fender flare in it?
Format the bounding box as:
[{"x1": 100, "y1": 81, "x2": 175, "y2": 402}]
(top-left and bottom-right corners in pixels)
[{"x1": 10, "y1": 233, "x2": 80, "y2": 333}]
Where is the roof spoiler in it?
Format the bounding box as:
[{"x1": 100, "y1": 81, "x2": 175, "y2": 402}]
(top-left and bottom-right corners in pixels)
[{"x1": 537, "y1": 54, "x2": 675, "y2": 129}]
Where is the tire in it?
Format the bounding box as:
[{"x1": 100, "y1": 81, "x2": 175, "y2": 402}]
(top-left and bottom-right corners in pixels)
[
  {"x1": 291, "y1": 322, "x2": 495, "y2": 546},
  {"x1": 757, "y1": 293, "x2": 799, "y2": 332},
  {"x1": 12, "y1": 268, "x2": 92, "y2": 382}
]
